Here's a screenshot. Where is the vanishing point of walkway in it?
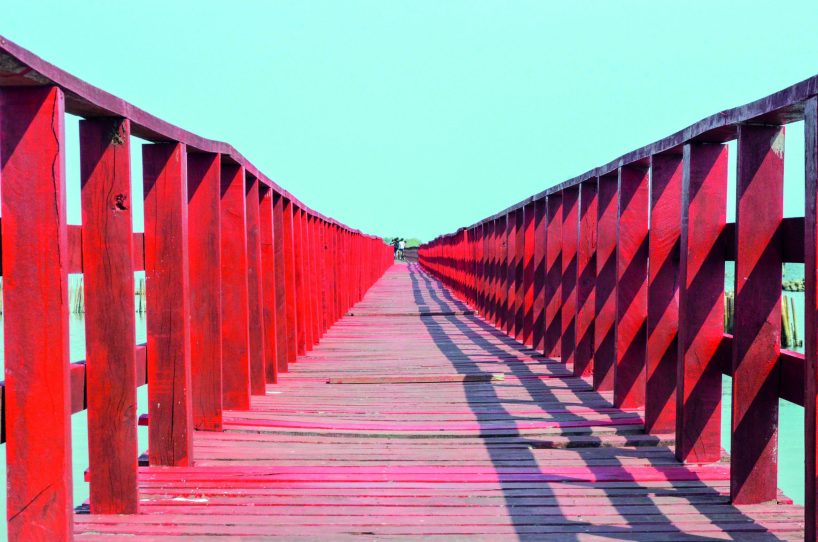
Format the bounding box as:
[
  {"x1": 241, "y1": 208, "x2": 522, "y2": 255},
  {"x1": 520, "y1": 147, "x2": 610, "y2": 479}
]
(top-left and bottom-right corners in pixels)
[{"x1": 75, "y1": 263, "x2": 803, "y2": 540}]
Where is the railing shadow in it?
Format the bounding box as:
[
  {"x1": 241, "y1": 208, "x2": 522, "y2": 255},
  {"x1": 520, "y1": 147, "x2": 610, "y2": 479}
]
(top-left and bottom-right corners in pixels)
[{"x1": 407, "y1": 262, "x2": 788, "y2": 541}]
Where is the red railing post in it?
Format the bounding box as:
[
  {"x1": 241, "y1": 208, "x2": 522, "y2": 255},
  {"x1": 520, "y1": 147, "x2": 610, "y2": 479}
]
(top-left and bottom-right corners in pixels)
[
  {"x1": 512, "y1": 209, "x2": 526, "y2": 340},
  {"x1": 486, "y1": 219, "x2": 498, "y2": 325},
  {"x1": 595, "y1": 173, "x2": 618, "y2": 391},
  {"x1": 272, "y1": 192, "x2": 289, "y2": 374},
  {"x1": 294, "y1": 207, "x2": 308, "y2": 355},
  {"x1": 645, "y1": 151, "x2": 683, "y2": 435},
  {"x1": 561, "y1": 187, "x2": 579, "y2": 369},
  {"x1": 532, "y1": 198, "x2": 547, "y2": 353},
  {"x1": 545, "y1": 194, "x2": 563, "y2": 359},
  {"x1": 282, "y1": 198, "x2": 299, "y2": 365},
  {"x1": 731, "y1": 124, "x2": 785, "y2": 504},
  {"x1": 259, "y1": 185, "x2": 278, "y2": 384},
  {"x1": 613, "y1": 165, "x2": 649, "y2": 409},
  {"x1": 2, "y1": 85, "x2": 74, "y2": 539},
  {"x1": 80, "y1": 117, "x2": 140, "y2": 513},
  {"x1": 575, "y1": 180, "x2": 597, "y2": 377},
  {"x1": 805, "y1": 95, "x2": 818, "y2": 542},
  {"x1": 143, "y1": 142, "x2": 194, "y2": 466},
  {"x1": 503, "y1": 214, "x2": 515, "y2": 335},
  {"x1": 676, "y1": 143, "x2": 728, "y2": 460},
  {"x1": 187, "y1": 151, "x2": 224, "y2": 430},
  {"x1": 245, "y1": 175, "x2": 266, "y2": 395},
  {"x1": 220, "y1": 163, "x2": 251, "y2": 410},
  {"x1": 522, "y1": 203, "x2": 536, "y2": 347}
]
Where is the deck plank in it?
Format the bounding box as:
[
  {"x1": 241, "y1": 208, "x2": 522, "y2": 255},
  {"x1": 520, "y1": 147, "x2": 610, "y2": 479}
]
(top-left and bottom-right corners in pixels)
[{"x1": 75, "y1": 262, "x2": 803, "y2": 540}]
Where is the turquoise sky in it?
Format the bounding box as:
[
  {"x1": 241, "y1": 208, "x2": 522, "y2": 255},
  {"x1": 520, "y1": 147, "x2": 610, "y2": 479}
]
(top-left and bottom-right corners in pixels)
[{"x1": 2, "y1": 1, "x2": 818, "y2": 241}]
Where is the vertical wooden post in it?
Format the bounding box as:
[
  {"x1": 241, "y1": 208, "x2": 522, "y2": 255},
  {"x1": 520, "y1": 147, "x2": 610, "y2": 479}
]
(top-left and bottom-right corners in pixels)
[
  {"x1": 485, "y1": 219, "x2": 497, "y2": 325},
  {"x1": 80, "y1": 117, "x2": 140, "y2": 513},
  {"x1": 2, "y1": 86, "x2": 73, "y2": 539},
  {"x1": 532, "y1": 198, "x2": 547, "y2": 353},
  {"x1": 575, "y1": 181, "x2": 597, "y2": 377},
  {"x1": 561, "y1": 187, "x2": 579, "y2": 369},
  {"x1": 504, "y1": 214, "x2": 516, "y2": 335},
  {"x1": 676, "y1": 143, "x2": 727, "y2": 460},
  {"x1": 545, "y1": 194, "x2": 563, "y2": 358},
  {"x1": 513, "y1": 209, "x2": 526, "y2": 340},
  {"x1": 731, "y1": 124, "x2": 784, "y2": 504},
  {"x1": 272, "y1": 192, "x2": 289, "y2": 373},
  {"x1": 144, "y1": 142, "x2": 194, "y2": 466},
  {"x1": 614, "y1": 165, "x2": 649, "y2": 409},
  {"x1": 496, "y1": 215, "x2": 508, "y2": 330},
  {"x1": 522, "y1": 203, "x2": 536, "y2": 347},
  {"x1": 595, "y1": 173, "x2": 618, "y2": 391},
  {"x1": 220, "y1": 163, "x2": 251, "y2": 409},
  {"x1": 282, "y1": 198, "x2": 298, "y2": 364},
  {"x1": 646, "y1": 152, "x2": 683, "y2": 435},
  {"x1": 245, "y1": 175, "x2": 266, "y2": 395},
  {"x1": 186, "y1": 152, "x2": 223, "y2": 430},
  {"x1": 805, "y1": 95, "x2": 818, "y2": 542},
  {"x1": 309, "y1": 214, "x2": 321, "y2": 343},
  {"x1": 259, "y1": 186, "x2": 278, "y2": 384}
]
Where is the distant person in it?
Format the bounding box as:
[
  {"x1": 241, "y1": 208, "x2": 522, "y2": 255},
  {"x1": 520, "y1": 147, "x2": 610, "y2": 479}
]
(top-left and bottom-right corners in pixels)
[
  {"x1": 398, "y1": 238, "x2": 406, "y2": 261},
  {"x1": 392, "y1": 237, "x2": 400, "y2": 259}
]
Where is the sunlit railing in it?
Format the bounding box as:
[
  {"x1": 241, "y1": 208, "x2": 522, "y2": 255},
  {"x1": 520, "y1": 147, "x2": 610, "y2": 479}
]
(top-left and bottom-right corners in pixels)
[
  {"x1": 0, "y1": 35, "x2": 392, "y2": 540},
  {"x1": 420, "y1": 75, "x2": 818, "y2": 541}
]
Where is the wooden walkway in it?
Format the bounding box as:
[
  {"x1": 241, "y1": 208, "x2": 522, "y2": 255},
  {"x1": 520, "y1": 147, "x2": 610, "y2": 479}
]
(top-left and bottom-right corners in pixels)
[{"x1": 75, "y1": 263, "x2": 804, "y2": 541}]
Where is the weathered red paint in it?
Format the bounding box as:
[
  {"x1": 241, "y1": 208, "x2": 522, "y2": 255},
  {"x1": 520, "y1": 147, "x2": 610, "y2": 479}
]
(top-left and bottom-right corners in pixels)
[
  {"x1": 245, "y1": 175, "x2": 266, "y2": 395},
  {"x1": 561, "y1": 187, "x2": 579, "y2": 370},
  {"x1": 522, "y1": 203, "x2": 536, "y2": 347},
  {"x1": 282, "y1": 198, "x2": 299, "y2": 364},
  {"x1": 272, "y1": 192, "x2": 289, "y2": 373},
  {"x1": 144, "y1": 142, "x2": 194, "y2": 466},
  {"x1": 731, "y1": 124, "x2": 785, "y2": 504},
  {"x1": 2, "y1": 86, "x2": 74, "y2": 540},
  {"x1": 532, "y1": 198, "x2": 547, "y2": 353},
  {"x1": 220, "y1": 163, "x2": 251, "y2": 410},
  {"x1": 186, "y1": 152, "x2": 223, "y2": 430},
  {"x1": 590, "y1": 174, "x2": 617, "y2": 391},
  {"x1": 645, "y1": 152, "x2": 682, "y2": 435},
  {"x1": 614, "y1": 166, "x2": 649, "y2": 409},
  {"x1": 545, "y1": 195, "x2": 563, "y2": 359},
  {"x1": 806, "y1": 96, "x2": 818, "y2": 542},
  {"x1": 574, "y1": 181, "x2": 597, "y2": 378},
  {"x1": 79, "y1": 118, "x2": 140, "y2": 513},
  {"x1": 676, "y1": 143, "x2": 727, "y2": 461},
  {"x1": 259, "y1": 186, "x2": 278, "y2": 384},
  {"x1": 294, "y1": 208, "x2": 308, "y2": 356}
]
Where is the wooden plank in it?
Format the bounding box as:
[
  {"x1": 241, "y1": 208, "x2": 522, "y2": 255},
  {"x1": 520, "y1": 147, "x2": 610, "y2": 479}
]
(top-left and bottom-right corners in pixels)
[
  {"x1": 594, "y1": 173, "x2": 618, "y2": 391},
  {"x1": 245, "y1": 175, "x2": 266, "y2": 395},
  {"x1": 259, "y1": 186, "x2": 278, "y2": 384},
  {"x1": 1, "y1": 85, "x2": 73, "y2": 539},
  {"x1": 502, "y1": 213, "x2": 515, "y2": 335},
  {"x1": 282, "y1": 198, "x2": 299, "y2": 364},
  {"x1": 143, "y1": 142, "x2": 194, "y2": 466},
  {"x1": 80, "y1": 117, "x2": 140, "y2": 513},
  {"x1": 327, "y1": 374, "x2": 505, "y2": 384},
  {"x1": 676, "y1": 143, "x2": 728, "y2": 461},
  {"x1": 614, "y1": 165, "x2": 649, "y2": 409},
  {"x1": 561, "y1": 186, "x2": 579, "y2": 369},
  {"x1": 806, "y1": 95, "x2": 818, "y2": 542},
  {"x1": 532, "y1": 198, "x2": 547, "y2": 353},
  {"x1": 645, "y1": 152, "x2": 682, "y2": 435},
  {"x1": 497, "y1": 214, "x2": 509, "y2": 331},
  {"x1": 272, "y1": 192, "x2": 289, "y2": 373},
  {"x1": 187, "y1": 152, "x2": 223, "y2": 431},
  {"x1": 575, "y1": 181, "x2": 597, "y2": 377},
  {"x1": 731, "y1": 124, "x2": 785, "y2": 504},
  {"x1": 545, "y1": 194, "x2": 563, "y2": 358},
  {"x1": 220, "y1": 163, "x2": 251, "y2": 410}
]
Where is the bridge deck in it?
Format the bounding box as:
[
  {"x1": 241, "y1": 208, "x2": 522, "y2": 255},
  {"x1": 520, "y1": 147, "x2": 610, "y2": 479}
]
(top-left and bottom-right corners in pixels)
[{"x1": 75, "y1": 263, "x2": 803, "y2": 541}]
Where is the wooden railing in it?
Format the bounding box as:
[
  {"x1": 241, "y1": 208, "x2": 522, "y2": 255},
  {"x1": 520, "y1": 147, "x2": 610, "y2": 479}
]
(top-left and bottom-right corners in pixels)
[
  {"x1": 0, "y1": 36, "x2": 392, "y2": 540},
  {"x1": 420, "y1": 76, "x2": 818, "y2": 541}
]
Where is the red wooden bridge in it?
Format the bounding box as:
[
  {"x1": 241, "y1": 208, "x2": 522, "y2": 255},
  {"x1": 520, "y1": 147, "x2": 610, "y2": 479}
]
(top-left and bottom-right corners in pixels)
[{"x1": 0, "y1": 34, "x2": 816, "y2": 540}]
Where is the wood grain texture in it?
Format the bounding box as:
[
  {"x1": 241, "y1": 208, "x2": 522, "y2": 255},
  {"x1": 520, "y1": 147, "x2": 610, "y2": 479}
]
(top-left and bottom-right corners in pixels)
[
  {"x1": 245, "y1": 175, "x2": 266, "y2": 395},
  {"x1": 187, "y1": 152, "x2": 223, "y2": 432},
  {"x1": 259, "y1": 186, "x2": 278, "y2": 384},
  {"x1": 1, "y1": 86, "x2": 74, "y2": 540},
  {"x1": 143, "y1": 142, "x2": 194, "y2": 467},
  {"x1": 272, "y1": 193, "x2": 289, "y2": 373},
  {"x1": 80, "y1": 118, "x2": 140, "y2": 513},
  {"x1": 220, "y1": 163, "x2": 251, "y2": 410},
  {"x1": 731, "y1": 124, "x2": 785, "y2": 504},
  {"x1": 594, "y1": 174, "x2": 618, "y2": 392}
]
